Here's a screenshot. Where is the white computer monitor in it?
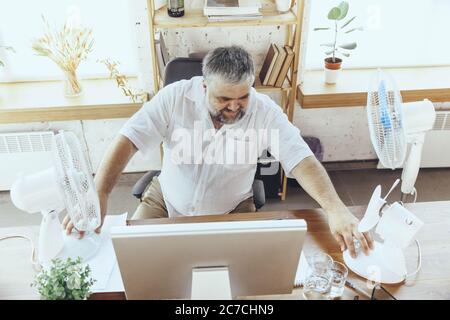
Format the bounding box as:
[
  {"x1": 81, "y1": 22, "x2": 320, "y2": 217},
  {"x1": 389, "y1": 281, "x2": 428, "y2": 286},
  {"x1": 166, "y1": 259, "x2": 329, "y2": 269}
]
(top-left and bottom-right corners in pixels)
[{"x1": 111, "y1": 219, "x2": 307, "y2": 300}]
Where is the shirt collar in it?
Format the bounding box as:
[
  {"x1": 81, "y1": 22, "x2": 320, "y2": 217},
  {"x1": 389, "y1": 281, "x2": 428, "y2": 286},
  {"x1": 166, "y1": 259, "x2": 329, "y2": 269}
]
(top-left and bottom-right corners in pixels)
[{"x1": 185, "y1": 76, "x2": 205, "y2": 102}]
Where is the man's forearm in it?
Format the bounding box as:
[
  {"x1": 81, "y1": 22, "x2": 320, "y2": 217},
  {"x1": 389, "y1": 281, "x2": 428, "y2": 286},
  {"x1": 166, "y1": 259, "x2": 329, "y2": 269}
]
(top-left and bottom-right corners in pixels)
[
  {"x1": 291, "y1": 156, "x2": 346, "y2": 213},
  {"x1": 291, "y1": 156, "x2": 374, "y2": 255},
  {"x1": 94, "y1": 134, "x2": 138, "y2": 197}
]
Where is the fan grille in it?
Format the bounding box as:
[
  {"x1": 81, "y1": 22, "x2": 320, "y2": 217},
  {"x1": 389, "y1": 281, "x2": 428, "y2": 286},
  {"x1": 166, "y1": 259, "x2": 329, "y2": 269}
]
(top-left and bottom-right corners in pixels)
[
  {"x1": 367, "y1": 71, "x2": 407, "y2": 169},
  {"x1": 54, "y1": 132, "x2": 101, "y2": 231}
]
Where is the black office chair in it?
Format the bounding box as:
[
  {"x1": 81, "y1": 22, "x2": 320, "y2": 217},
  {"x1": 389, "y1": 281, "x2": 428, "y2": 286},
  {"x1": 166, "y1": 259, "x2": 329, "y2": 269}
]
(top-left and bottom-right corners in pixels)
[{"x1": 131, "y1": 57, "x2": 266, "y2": 210}]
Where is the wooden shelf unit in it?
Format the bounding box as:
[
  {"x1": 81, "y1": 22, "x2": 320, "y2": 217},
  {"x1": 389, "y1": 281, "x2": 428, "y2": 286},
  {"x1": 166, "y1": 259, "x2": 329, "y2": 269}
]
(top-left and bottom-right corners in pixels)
[
  {"x1": 298, "y1": 67, "x2": 450, "y2": 109},
  {"x1": 146, "y1": 0, "x2": 306, "y2": 200},
  {"x1": 153, "y1": 8, "x2": 298, "y2": 28}
]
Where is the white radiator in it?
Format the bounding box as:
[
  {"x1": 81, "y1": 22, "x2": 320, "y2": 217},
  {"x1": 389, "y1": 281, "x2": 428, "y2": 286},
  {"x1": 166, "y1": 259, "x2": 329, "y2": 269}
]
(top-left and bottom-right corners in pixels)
[
  {"x1": 421, "y1": 110, "x2": 450, "y2": 168},
  {"x1": 0, "y1": 131, "x2": 54, "y2": 191},
  {"x1": 377, "y1": 110, "x2": 450, "y2": 169}
]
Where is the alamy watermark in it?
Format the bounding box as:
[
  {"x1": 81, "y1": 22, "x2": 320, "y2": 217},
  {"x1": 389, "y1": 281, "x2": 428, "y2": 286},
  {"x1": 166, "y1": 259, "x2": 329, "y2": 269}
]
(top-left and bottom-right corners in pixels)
[{"x1": 168, "y1": 121, "x2": 281, "y2": 175}]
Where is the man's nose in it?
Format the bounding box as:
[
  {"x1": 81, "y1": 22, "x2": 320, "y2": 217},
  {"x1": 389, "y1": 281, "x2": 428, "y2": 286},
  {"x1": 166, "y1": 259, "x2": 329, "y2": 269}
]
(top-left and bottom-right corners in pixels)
[{"x1": 228, "y1": 100, "x2": 240, "y2": 111}]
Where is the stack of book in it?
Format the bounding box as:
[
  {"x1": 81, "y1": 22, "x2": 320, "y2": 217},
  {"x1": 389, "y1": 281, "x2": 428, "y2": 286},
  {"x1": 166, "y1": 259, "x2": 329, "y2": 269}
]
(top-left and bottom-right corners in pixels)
[
  {"x1": 259, "y1": 44, "x2": 295, "y2": 88},
  {"x1": 204, "y1": 0, "x2": 262, "y2": 21},
  {"x1": 155, "y1": 32, "x2": 170, "y2": 81}
]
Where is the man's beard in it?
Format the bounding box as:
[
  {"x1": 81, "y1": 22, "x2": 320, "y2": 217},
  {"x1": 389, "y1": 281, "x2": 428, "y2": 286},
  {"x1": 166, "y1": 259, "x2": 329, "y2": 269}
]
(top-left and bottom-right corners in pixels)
[{"x1": 207, "y1": 104, "x2": 245, "y2": 125}]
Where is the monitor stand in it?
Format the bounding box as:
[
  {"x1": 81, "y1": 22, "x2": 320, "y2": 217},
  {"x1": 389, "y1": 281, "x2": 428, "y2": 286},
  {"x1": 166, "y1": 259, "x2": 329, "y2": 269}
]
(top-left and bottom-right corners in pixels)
[{"x1": 191, "y1": 267, "x2": 232, "y2": 300}]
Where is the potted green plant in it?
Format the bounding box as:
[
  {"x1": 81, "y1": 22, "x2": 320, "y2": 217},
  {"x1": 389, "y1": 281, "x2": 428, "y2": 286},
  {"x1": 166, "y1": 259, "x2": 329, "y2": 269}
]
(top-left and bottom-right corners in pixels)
[
  {"x1": 314, "y1": 1, "x2": 362, "y2": 84},
  {"x1": 32, "y1": 257, "x2": 96, "y2": 300}
]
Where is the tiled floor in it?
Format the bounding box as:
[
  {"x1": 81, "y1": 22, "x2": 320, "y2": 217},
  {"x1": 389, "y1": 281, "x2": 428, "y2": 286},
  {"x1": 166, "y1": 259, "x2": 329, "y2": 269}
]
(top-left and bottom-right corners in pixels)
[{"x1": 1, "y1": 168, "x2": 449, "y2": 227}]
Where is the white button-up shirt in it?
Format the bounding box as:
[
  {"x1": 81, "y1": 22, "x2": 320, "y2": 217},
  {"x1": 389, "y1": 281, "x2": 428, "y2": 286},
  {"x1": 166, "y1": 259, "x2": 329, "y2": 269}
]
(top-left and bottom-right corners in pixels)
[{"x1": 119, "y1": 76, "x2": 313, "y2": 217}]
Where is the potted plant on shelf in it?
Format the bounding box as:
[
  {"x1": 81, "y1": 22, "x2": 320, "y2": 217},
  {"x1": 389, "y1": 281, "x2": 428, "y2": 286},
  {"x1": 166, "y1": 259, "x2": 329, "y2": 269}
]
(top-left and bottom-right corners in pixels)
[{"x1": 314, "y1": 1, "x2": 362, "y2": 84}]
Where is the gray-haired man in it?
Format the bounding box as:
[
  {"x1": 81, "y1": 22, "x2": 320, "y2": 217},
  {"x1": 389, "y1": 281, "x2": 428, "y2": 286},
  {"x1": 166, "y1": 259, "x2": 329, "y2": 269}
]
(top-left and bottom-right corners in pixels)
[{"x1": 63, "y1": 46, "x2": 373, "y2": 258}]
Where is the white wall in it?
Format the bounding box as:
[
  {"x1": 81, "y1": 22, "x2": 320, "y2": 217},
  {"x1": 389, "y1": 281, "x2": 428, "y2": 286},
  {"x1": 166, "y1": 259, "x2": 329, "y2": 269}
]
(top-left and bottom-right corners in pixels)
[
  {"x1": 82, "y1": 118, "x2": 161, "y2": 172},
  {"x1": 294, "y1": 105, "x2": 377, "y2": 162}
]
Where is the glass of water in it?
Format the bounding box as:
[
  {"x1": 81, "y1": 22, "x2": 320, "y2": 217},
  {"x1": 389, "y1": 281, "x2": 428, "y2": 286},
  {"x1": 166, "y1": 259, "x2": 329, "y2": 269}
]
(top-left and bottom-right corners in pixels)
[
  {"x1": 329, "y1": 261, "x2": 348, "y2": 299},
  {"x1": 302, "y1": 253, "x2": 333, "y2": 300}
]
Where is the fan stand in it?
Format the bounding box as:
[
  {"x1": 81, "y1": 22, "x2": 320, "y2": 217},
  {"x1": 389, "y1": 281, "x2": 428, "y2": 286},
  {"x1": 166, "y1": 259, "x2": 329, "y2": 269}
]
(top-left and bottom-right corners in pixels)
[
  {"x1": 343, "y1": 241, "x2": 406, "y2": 284},
  {"x1": 38, "y1": 210, "x2": 64, "y2": 265},
  {"x1": 38, "y1": 209, "x2": 101, "y2": 266}
]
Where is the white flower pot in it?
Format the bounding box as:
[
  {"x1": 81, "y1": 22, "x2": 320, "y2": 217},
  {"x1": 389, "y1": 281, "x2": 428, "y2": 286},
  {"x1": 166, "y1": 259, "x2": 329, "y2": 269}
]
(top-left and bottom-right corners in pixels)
[
  {"x1": 323, "y1": 57, "x2": 342, "y2": 84},
  {"x1": 324, "y1": 67, "x2": 341, "y2": 84}
]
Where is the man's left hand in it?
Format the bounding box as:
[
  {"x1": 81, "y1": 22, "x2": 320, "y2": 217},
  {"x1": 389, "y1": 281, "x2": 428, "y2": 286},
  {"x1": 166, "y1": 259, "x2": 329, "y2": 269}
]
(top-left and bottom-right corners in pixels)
[{"x1": 327, "y1": 207, "x2": 374, "y2": 258}]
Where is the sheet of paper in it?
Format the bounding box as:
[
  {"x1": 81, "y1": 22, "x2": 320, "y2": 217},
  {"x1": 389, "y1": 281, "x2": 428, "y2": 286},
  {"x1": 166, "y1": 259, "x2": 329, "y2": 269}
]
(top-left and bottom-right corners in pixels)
[
  {"x1": 91, "y1": 258, "x2": 124, "y2": 293},
  {"x1": 87, "y1": 213, "x2": 127, "y2": 291},
  {"x1": 294, "y1": 251, "x2": 311, "y2": 287}
]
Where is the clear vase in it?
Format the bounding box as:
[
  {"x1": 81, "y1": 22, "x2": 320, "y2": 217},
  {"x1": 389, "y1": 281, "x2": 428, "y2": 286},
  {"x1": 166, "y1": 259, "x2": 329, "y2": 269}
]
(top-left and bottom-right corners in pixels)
[{"x1": 63, "y1": 71, "x2": 83, "y2": 98}]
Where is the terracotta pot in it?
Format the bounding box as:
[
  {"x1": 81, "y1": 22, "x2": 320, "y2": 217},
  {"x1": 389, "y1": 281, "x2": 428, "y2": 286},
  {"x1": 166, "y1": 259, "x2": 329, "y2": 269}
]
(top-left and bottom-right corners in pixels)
[{"x1": 324, "y1": 57, "x2": 342, "y2": 84}]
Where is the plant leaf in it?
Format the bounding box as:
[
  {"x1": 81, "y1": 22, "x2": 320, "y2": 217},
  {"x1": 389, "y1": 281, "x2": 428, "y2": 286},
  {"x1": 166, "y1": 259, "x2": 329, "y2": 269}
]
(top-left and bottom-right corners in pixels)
[
  {"x1": 337, "y1": 1, "x2": 349, "y2": 20},
  {"x1": 320, "y1": 43, "x2": 334, "y2": 47},
  {"x1": 314, "y1": 27, "x2": 331, "y2": 31},
  {"x1": 0, "y1": 60, "x2": 4, "y2": 67},
  {"x1": 339, "y1": 51, "x2": 350, "y2": 57},
  {"x1": 328, "y1": 7, "x2": 341, "y2": 20},
  {"x1": 341, "y1": 16, "x2": 356, "y2": 29},
  {"x1": 339, "y1": 42, "x2": 357, "y2": 50},
  {"x1": 325, "y1": 50, "x2": 335, "y2": 55},
  {"x1": 345, "y1": 27, "x2": 364, "y2": 33}
]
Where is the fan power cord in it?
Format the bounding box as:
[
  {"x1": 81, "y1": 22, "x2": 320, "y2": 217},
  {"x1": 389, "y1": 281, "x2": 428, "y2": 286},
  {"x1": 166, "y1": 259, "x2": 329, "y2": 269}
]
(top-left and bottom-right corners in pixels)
[
  {"x1": 0, "y1": 235, "x2": 41, "y2": 271},
  {"x1": 412, "y1": 187, "x2": 418, "y2": 203},
  {"x1": 398, "y1": 199, "x2": 421, "y2": 279},
  {"x1": 405, "y1": 239, "x2": 422, "y2": 279},
  {"x1": 401, "y1": 187, "x2": 418, "y2": 203}
]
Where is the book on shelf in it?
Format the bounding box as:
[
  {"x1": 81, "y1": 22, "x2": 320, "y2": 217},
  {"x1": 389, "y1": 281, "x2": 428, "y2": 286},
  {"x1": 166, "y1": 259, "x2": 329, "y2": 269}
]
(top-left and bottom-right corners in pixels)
[
  {"x1": 207, "y1": 13, "x2": 262, "y2": 21},
  {"x1": 155, "y1": 32, "x2": 170, "y2": 81},
  {"x1": 267, "y1": 44, "x2": 287, "y2": 86},
  {"x1": 204, "y1": 0, "x2": 261, "y2": 16},
  {"x1": 274, "y1": 45, "x2": 294, "y2": 87},
  {"x1": 258, "y1": 43, "x2": 279, "y2": 86}
]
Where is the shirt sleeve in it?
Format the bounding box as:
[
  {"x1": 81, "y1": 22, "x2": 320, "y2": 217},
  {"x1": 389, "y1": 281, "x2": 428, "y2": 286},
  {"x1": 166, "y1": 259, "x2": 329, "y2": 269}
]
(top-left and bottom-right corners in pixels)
[
  {"x1": 265, "y1": 99, "x2": 314, "y2": 178},
  {"x1": 118, "y1": 84, "x2": 176, "y2": 157}
]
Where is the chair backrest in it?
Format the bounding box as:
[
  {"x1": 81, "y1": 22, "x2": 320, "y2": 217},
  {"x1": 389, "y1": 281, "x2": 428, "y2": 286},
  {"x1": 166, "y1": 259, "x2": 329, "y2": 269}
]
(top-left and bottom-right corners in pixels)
[{"x1": 164, "y1": 57, "x2": 203, "y2": 87}]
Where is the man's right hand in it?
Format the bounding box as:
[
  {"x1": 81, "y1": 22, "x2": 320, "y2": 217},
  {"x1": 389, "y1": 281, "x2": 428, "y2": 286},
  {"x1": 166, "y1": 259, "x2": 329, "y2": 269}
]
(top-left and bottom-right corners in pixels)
[{"x1": 62, "y1": 193, "x2": 108, "y2": 239}]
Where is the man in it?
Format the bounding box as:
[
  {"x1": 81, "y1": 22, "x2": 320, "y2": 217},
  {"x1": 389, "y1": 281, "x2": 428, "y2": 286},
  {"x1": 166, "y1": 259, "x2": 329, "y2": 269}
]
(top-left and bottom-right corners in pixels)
[{"x1": 63, "y1": 46, "x2": 373, "y2": 258}]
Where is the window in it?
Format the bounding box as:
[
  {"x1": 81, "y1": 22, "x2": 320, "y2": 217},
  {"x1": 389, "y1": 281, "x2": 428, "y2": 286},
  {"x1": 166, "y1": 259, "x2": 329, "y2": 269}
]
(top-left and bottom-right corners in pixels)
[
  {"x1": 304, "y1": 0, "x2": 450, "y2": 70},
  {"x1": 0, "y1": 0, "x2": 139, "y2": 82}
]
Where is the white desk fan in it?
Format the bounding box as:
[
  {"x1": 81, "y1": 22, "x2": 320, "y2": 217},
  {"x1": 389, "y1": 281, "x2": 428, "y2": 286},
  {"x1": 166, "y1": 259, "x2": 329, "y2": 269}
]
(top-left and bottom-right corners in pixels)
[
  {"x1": 343, "y1": 70, "x2": 436, "y2": 284},
  {"x1": 10, "y1": 131, "x2": 101, "y2": 266}
]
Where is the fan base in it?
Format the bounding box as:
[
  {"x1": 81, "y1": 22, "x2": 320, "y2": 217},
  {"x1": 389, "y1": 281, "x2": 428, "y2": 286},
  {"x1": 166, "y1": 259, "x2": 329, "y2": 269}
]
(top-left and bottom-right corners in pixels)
[
  {"x1": 37, "y1": 210, "x2": 102, "y2": 266},
  {"x1": 59, "y1": 232, "x2": 101, "y2": 262},
  {"x1": 343, "y1": 241, "x2": 406, "y2": 284}
]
